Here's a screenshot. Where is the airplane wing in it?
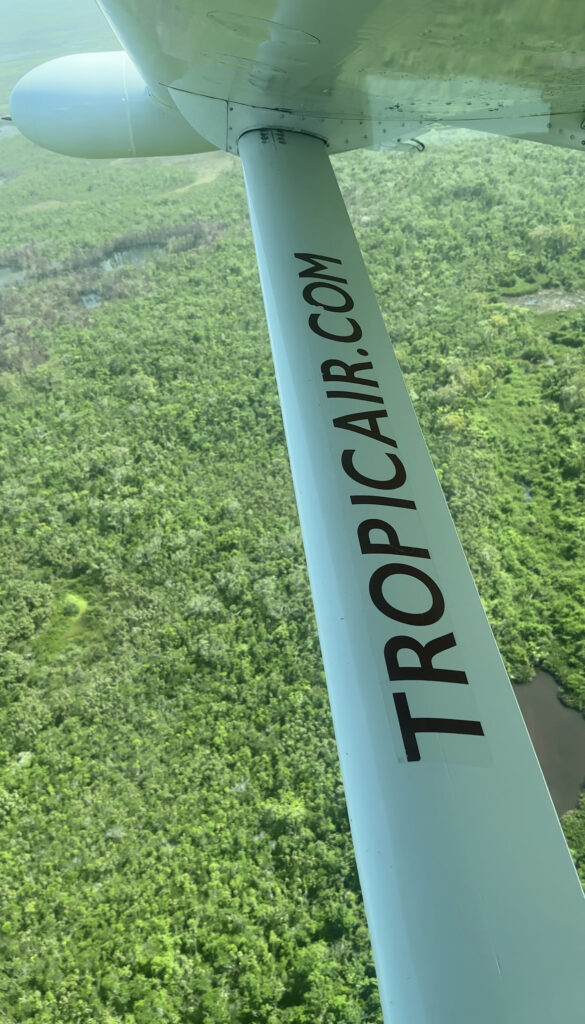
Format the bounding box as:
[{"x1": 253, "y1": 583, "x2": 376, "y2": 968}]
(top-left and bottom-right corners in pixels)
[
  {"x1": 9, "y1": 3, "x2": 585, "y2": 1022},
  {"x1": 97, "y1": 0, "x2": 585, "y2": 151}
]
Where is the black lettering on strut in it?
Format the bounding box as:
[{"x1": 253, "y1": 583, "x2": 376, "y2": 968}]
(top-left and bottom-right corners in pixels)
[
  {"x1": 385, "y1": 632, "x2": 468, "y2": 684},
  {"x1": 303, "y1": 281, "x2": 354, "y2": 312},
  {"x1": 351, "y1": 494, "x2": 417, "y2": 510},
  {"x1": 393, "y1": 692, "x2": 484, "y2": 762},
  {"x1": 321, "y1": 359, "x2": 379, "y2": 388},
  {"x1": 334, "y1": 410, "x2": 397, "y2": 447},
  {"x1": 358, "y1": 519, "x2": 430, "y2": 559},
  {"x1": 342, "y1": 449, "x2": 406, "y2": 489},
  {"x1": 295, "y1": 249, "x2": 486, "y2": 759},
  {"x1": 309, "y1": 313, "x2": 363, "y2": 343},
  {"x1": 370, "y1": 563, "x2": 444, "y2": 626},
  {"x1": 294, "y1": 252, "x2": 347, "y2": 283},
  {"x1": 327, "y1": 390, "x2": 384, "y2": 404}
]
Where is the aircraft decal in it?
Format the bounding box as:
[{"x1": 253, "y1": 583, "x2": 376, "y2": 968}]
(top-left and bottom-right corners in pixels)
[{"x1": 295, "y1": 250, "x2": 486, "y2": 762}]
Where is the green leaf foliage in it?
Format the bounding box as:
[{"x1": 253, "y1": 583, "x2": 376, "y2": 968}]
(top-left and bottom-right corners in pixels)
[{"x1": 1, "y1": 131, "x2": 585, "y2": 1021}]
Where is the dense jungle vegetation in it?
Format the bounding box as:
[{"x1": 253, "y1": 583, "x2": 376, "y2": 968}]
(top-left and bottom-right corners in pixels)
[{"x1": 1, "y1": 129, "x2": 585, "y2": 1023}]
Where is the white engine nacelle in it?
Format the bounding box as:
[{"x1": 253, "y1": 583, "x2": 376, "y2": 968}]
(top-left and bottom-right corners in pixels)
[{"x1": 10, "y1": 51, "x2": 215, "y2": 159}]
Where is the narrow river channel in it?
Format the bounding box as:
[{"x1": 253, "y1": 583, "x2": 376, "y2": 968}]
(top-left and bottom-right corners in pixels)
[{"x1": 513, "y1": 671, "x2": 585, "y2": 817}]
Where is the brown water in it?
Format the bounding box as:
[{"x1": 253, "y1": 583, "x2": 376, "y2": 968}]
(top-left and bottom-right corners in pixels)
[{"x1": 513, "y1": 670, "x2": 585, "y2": 816}]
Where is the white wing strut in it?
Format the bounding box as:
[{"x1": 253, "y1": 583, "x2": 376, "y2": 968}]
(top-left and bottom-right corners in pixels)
[{"x1": 239, "y1": 128, "x2": 585, "y2": 1024}]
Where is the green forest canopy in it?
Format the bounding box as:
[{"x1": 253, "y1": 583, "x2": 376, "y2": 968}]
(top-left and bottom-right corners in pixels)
[{"x1": 0, "y1": 130, "x2": 584, "y2": 1022}]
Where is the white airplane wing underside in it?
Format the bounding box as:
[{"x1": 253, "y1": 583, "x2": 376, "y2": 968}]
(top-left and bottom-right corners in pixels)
[{"x1": 96, "y1": 0, "x2": 585, "y2": 150}]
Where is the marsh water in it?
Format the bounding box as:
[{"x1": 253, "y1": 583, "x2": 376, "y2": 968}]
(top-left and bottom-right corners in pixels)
[
  {"x1": 514, "y1": 670, "x2": 585, "y2": 816},
  {"x1": 503, "y1": 288, "x2": 585, "y2": 313},
  {"x1": 0, "y1": 243, "x2": 162, "y2": 295},
  {"x1": 0, "y1": 265, "x2": 24, "y2": 287}
]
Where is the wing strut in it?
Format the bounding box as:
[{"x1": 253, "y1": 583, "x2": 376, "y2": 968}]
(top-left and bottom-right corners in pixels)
[{"x1": 238, "y1": 128, "x2": 585, "y2": 1024}]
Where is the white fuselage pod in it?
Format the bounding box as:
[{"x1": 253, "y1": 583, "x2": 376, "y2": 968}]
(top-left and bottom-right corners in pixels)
[{"x1": 10, "y1": 52, "x2": 214, "y2": 158}]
